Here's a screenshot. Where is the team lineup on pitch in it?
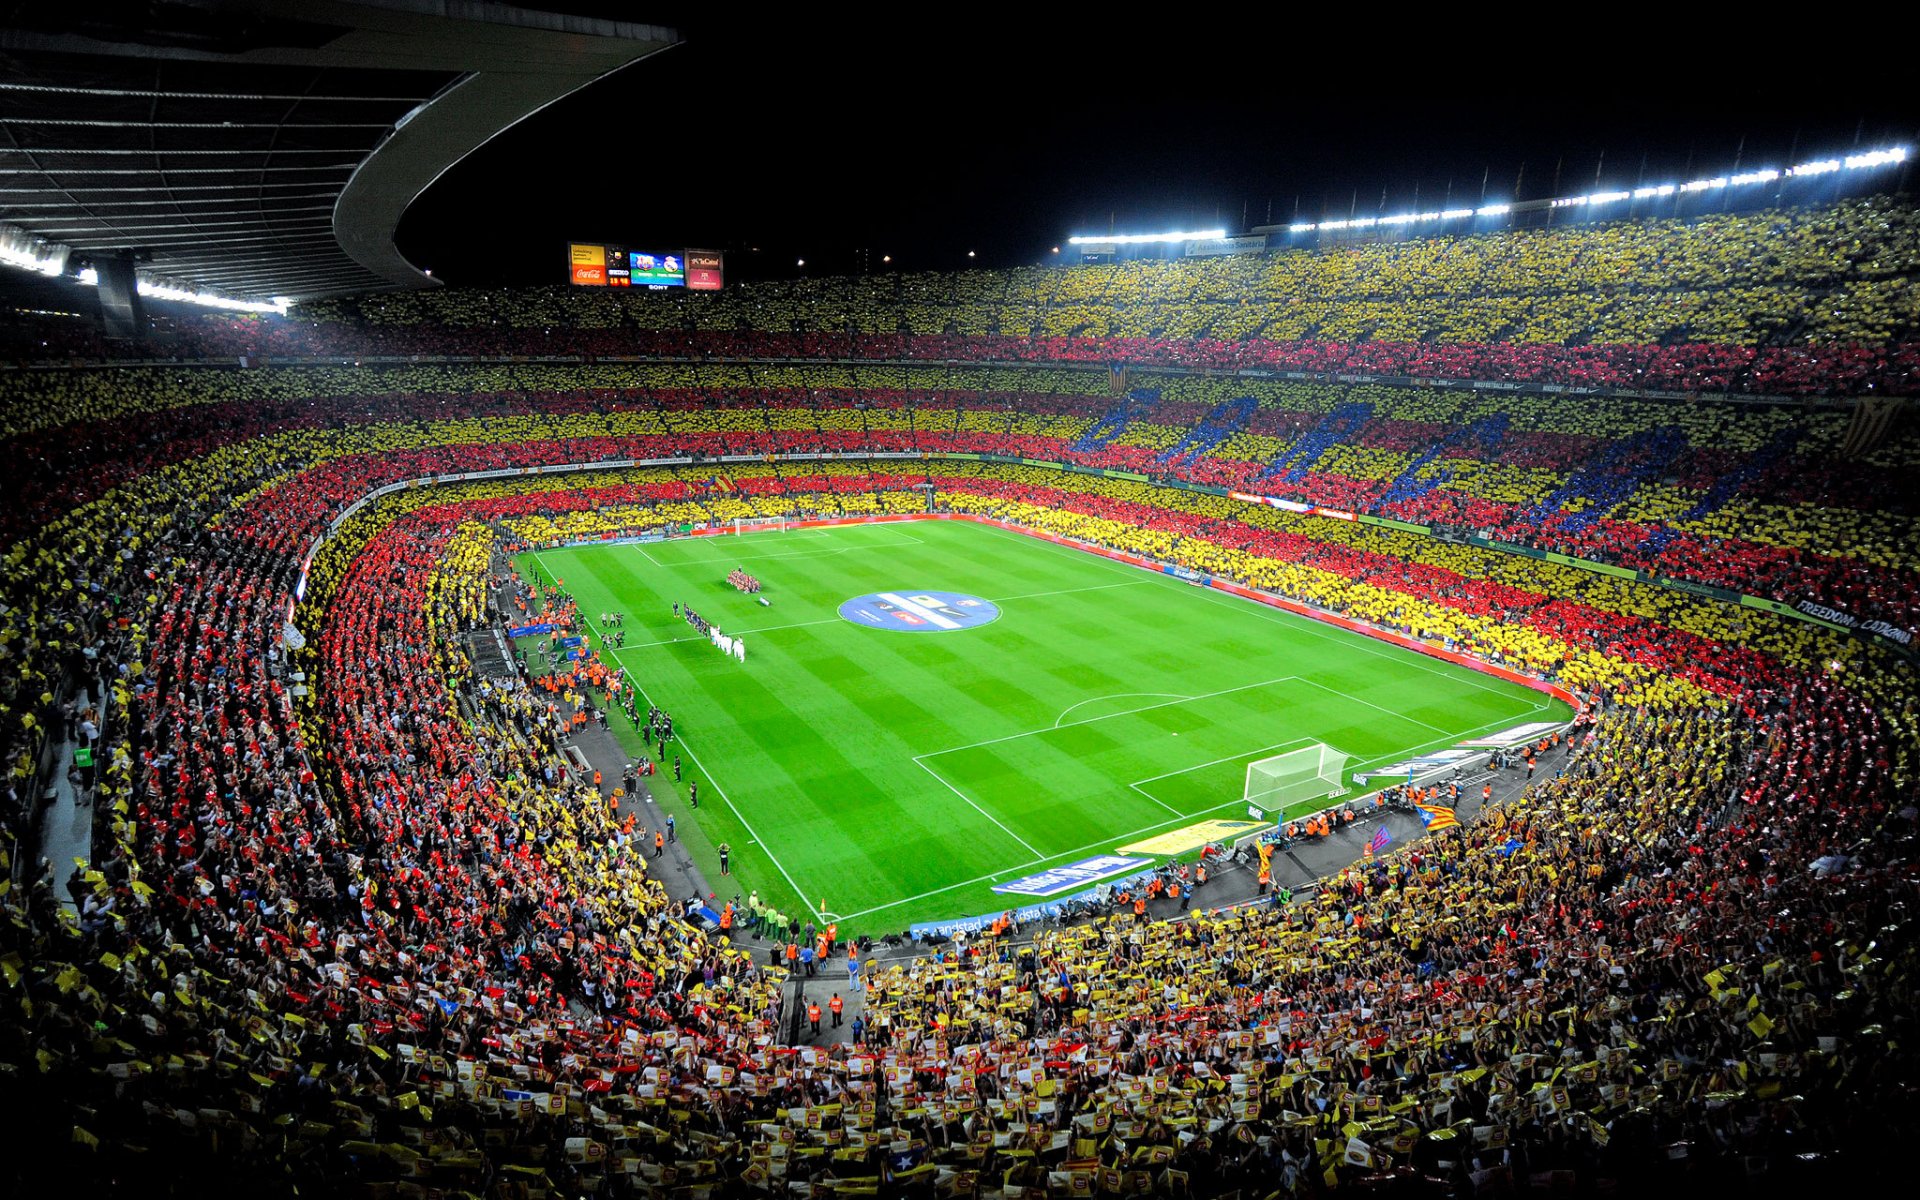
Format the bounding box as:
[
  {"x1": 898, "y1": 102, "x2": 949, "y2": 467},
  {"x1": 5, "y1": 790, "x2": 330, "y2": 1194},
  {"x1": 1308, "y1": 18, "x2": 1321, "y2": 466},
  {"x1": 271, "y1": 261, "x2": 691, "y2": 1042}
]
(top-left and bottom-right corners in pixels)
[{"x1": 518, "y1": 519, "x2": 1568, "y2": 934}]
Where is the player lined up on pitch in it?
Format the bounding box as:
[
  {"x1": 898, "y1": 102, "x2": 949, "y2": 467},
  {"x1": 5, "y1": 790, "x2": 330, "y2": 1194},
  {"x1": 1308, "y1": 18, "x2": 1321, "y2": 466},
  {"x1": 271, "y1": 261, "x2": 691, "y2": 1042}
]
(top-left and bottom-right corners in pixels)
[{"x1": 677, "y1": 602, "x2": 747, "y2": 662}]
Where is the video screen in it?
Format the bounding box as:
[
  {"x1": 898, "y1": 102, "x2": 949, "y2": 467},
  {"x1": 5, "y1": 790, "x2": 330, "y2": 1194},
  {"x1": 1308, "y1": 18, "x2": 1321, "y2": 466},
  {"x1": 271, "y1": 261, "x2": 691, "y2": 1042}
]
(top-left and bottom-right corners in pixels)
[
  {"x1": 629, "y1": 251, "x2": 684, "y2": 286},
  {"x1": 570, "y1": 244, "x2": 714, "y2": 288}
]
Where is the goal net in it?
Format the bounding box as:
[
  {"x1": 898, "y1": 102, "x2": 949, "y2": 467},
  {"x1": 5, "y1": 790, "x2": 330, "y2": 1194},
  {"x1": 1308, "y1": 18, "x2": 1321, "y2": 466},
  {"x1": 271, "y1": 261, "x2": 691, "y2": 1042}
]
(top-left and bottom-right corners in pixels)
[
  {"x1": 732, "y1": 516, "x2": 788, "y2": 535},
  {"x1": 1244, "y1": 744, "x2": 1349, "y2": 814}
]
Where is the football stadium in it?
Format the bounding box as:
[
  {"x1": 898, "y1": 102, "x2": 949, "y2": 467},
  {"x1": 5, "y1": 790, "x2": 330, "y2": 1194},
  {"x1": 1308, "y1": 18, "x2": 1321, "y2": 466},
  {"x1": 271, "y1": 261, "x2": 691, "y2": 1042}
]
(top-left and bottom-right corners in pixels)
[{"x1": 0, "y1": 7, "x2": 1916, "y2": 1198}]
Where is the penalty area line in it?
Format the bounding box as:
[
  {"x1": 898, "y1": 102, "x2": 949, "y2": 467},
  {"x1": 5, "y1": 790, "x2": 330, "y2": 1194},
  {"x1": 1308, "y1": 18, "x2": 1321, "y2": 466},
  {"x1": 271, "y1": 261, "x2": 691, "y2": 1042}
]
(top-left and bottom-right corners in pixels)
[
  {"x1": 1052, "y1": 692, "x2": 1194, "y2": 730},
  {"x1": 913, "y1": 757, "x2": 1044, "y2": 859},
  {"x1": 923, "y1": 675, "x2": 1297, "y2": 758},
  {"x1": 836, "y1": 703, "x2": 1557, "y2": 924}
]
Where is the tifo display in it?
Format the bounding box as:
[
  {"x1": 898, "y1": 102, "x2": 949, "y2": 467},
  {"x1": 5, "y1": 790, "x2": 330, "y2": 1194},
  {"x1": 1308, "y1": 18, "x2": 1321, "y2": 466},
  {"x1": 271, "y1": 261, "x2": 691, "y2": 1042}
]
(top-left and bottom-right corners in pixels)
[{"x1": 3, "y1": 177, "x2": 1917, "y2": 1199}]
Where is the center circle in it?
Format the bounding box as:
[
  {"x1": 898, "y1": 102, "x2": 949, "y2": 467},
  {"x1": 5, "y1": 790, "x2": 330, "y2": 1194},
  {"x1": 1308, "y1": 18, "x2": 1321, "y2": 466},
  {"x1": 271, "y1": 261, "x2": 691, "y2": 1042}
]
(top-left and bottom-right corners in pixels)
[{"x1": 838, "y1": 590, "x2": 1001, "y2": 633}]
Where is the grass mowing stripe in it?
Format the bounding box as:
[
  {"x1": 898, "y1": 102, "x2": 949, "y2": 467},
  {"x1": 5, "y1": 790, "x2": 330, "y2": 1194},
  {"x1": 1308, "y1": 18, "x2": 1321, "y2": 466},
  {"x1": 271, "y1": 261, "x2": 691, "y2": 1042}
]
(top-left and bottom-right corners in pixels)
[
  {"x1": 911, "y1": 759, "x2": 1045, "y2": 857},
  {"x1": 517, "y1": 521, "x2": 1567, "y2": 934},
  {"x1": 533, "y1": 550, "x2": 825, "y2": 916},
  {"x1": 831, "y1": 702, "x2": 1552, "y2": 923},
  {"x1": 962, "y1": 520, "x2": 1542, "y2": 707}
]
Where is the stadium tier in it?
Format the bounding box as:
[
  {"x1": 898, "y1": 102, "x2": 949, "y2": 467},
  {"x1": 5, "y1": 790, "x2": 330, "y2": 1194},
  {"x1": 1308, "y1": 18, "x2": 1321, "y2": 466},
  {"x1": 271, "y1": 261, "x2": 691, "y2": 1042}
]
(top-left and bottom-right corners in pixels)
[
  {"x1": 4, "y1": 201, "x2": 1920, "y2": 1198},
  {"x1": 8, "y1": 197, "x2": 1920, "y2": 394},
  {"x1": 3, "y1": 365, "x2": 1914, "y2": 634}
]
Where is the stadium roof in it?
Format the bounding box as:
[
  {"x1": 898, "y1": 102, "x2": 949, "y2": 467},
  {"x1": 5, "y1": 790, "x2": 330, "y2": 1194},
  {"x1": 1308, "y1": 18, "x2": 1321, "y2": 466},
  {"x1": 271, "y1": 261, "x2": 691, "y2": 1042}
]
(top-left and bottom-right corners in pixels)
[{"x1": 0, "y1": 1, "x2": 677, "y2": 302}]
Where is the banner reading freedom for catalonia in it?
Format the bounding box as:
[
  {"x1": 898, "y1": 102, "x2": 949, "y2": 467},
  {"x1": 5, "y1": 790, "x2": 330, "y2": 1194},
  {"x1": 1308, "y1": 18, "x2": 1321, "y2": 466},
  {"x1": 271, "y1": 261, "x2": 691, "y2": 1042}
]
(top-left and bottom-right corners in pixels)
[{"x1": 1120, "y1": 819, "x2": 1267, "y2": 856}]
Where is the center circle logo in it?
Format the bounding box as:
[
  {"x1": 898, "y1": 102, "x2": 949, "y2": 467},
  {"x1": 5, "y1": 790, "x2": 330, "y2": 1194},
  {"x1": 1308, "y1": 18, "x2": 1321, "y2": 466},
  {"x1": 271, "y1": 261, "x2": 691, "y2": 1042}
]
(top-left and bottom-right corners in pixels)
[{"x1": 838, "y1": 590, "x2": 1000, "y2": 633}]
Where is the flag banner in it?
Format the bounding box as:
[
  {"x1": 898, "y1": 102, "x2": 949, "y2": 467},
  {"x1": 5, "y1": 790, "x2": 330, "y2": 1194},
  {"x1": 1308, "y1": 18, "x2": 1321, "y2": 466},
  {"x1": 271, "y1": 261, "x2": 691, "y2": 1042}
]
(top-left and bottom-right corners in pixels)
[
  {"x1": 1414, "y1": 802, "x2": 1460, "y2": 831},
  {"x1": 1120, "y1": 820, "x2": 1266, "y2": 856}
]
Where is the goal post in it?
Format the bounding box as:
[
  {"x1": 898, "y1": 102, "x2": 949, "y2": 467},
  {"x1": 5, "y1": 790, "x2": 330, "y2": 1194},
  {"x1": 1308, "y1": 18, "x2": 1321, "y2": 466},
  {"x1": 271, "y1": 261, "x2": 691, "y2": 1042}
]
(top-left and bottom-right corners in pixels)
[
  {"x1": 732, "y1": 516, "x2": 788, "y2": 535},
  {"x1": 1244, "y1": 744, "x2": 1349, "y2": 814}
]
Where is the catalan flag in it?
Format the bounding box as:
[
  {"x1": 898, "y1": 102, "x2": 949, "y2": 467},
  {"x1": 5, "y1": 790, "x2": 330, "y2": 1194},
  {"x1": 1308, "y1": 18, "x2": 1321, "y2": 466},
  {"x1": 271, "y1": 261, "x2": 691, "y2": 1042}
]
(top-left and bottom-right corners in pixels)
[
  {"x1": 1414, "y1": 801, "x2": 1459, "y2": 832},
  {"x1": 1365, "y1": 825, "x2": 1392, "y2": 857}
]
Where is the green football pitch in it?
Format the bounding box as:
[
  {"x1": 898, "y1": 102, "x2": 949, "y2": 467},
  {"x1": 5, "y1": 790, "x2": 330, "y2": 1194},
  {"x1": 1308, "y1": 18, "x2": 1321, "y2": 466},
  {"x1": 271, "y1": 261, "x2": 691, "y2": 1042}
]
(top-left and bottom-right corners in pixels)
[{"x1": 514, "y1": 520, "x2": 1568, "y2": 935}]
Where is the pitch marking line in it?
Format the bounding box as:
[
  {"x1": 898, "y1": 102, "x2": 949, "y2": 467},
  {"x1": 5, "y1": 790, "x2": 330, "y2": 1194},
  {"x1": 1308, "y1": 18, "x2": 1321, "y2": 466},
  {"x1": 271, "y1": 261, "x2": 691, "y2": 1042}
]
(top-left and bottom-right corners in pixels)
[
  {"x1": 922, "y1": 675, "x2": 1298, "y2": 759},
  {"x1": 638, "y1": 529, "x2": 926, "y2": 567},
  {"x1": 1052, "y1": 692, "x2": 1194, "y2": 729},
  {"x1": 1181, "y1": 582, "x2": 1547, "y2": 706},
  {"x1": 1126, "y1": 736, "x2": 1316, "y2": 815},
  {"x1": 834, "y1": 703, "x2": 1553, "y2": 922},
  {"x1": 1289, "y1": 676, "x2": 1453, "y2": 739},
  {"x1": 991, "y1": 580, "x2": 1149, "y2": 605},
  {"x1": 968, "y1": 520, "x2": 1551, "y2": 709},
  {"x1": 913, "y1": 759, "x2": 1044, "y2": 859},
  {"x1": 533, "y1": 551, "x2": 821, "y2": 913}
]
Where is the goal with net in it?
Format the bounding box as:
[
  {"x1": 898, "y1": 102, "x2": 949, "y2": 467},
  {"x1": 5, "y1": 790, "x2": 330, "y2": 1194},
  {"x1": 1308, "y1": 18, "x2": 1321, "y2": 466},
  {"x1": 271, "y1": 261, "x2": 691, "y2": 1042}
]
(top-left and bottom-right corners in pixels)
[
  {"x1": 1244, "y1": 744, "x2": 1349, "y2": 815},
  {"x1": 732, "y1": 516, "x2": 788, "y2": 535}
]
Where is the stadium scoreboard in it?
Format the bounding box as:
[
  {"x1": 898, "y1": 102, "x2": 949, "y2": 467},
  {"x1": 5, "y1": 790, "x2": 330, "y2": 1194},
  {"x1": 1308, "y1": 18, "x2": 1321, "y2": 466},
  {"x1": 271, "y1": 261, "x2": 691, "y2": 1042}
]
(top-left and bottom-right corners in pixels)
[{"x1": 568, "y1": 243, "x2": 723, "y2": 290}]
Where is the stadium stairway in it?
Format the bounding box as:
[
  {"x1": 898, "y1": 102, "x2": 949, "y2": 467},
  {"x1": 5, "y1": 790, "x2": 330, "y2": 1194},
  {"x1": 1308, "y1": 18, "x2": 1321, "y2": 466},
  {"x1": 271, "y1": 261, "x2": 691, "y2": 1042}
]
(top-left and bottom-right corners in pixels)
[
  {"x1": 30, "y1": 680, "x2": 107, "y2": 913},
  {"x1": 565, "y1": 715, "x2": 718, "y2": 913},
  {"x1": 485, "y1": 573, "x2": 749, "y2": 951}
]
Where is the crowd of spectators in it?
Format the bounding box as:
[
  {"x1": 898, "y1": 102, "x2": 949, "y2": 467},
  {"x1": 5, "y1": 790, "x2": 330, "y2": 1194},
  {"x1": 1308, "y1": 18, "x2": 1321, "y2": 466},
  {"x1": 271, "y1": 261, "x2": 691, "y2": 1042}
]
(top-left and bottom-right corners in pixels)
[
  {"x1": 5, "y1": 371, "x2": 1915, "y2": 863},
  {"x1": 0, "y1": 362, "x2": 1912, "y2": 634},
  {"x1": 4, "y1": 208, "x2": 1920, "y2": 1191},
  {"x1": 5, "y1": 435, "x2": 1915, "y2": 1193},
  {"x1": 7, "y1": 197, "x2": 1919, "y2": 396}
]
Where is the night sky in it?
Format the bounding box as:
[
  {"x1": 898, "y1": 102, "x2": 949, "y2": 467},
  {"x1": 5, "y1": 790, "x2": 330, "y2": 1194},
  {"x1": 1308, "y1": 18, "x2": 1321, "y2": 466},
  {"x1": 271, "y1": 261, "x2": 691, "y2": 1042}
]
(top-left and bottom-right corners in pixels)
[{"x1": 395, "y1": 14, "x2": 1919, "y2": 287}]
